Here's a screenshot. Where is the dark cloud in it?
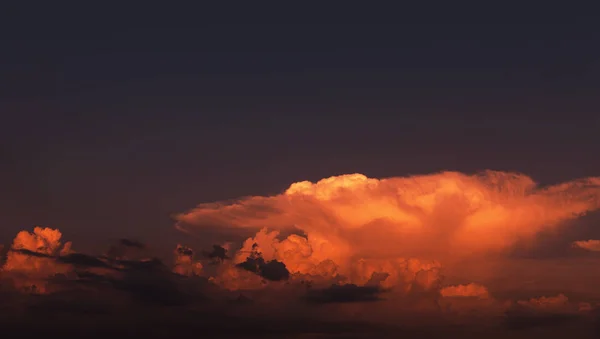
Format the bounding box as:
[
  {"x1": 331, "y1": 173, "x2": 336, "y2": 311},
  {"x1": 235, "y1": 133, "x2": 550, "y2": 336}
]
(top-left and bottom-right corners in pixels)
[
  {"x1": 8, "y1": 248, "x2": 48, "y2": 258},
  {"x1": 3, "y1": 246, "x2": 199, "y2": 307},
  {"x1": 175, "y1": 245, "x2": 194, "y2": 257},
  {"x1": 105, "y1": 239, "x2": 148, "y2": 260},
  {"x1": 2, "y1": 240, "x2": 598, "y2": 337},
  {"x1": 202, "y1": 244, "x2": 229, "y2": 262},
  {"x1": 235, "y1": 245, "x2": 290, "y2": 282},
  {"x1": 58, "y1": 253, "x2": 113, "y2": 269},
  {"x1": 72, "y1": 271, "x2": 111, "y2": 284},
  {"x1": 116, "y1": 257, "x2": 165, "y2": 272}
]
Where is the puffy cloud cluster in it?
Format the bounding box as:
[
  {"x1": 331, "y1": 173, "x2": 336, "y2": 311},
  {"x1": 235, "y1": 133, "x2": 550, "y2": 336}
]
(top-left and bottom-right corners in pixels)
[
  {"x1": 1, "y1": 227, "x2": 73, "y2": 293},
  {"x1": 176, "y1": 171, "x2": 600, "y2": 294},
  {"x1": 2, "y1": 171, "x2": 600, "y2": 336},
  {"x1": 172, "y1": 245, "x2": 203, "y2": 277}
]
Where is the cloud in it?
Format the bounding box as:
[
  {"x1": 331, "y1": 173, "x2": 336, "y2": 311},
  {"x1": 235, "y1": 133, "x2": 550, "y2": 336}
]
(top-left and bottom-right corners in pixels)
[
  {"x1": 235, "y1": 243, "x2": 290, "y2": 281},
  {"x1": 105, "y1": 238, "x2": 148, "y2": 260},
  {"x1": 440, "y1": 283, "x2": 490, "y2": 299},
  {"x1": 516, "y1": 293, "x2": 571, "y2": 311},
  {"x1": 3, "y1": 171, "x2": 600, "y2": 336},
  {"x1": 501, "y1": 294, "x2": 596, "y2": 331},
  {"x1": 202, "y1": 244, "x2": 229, "y2": 262},
  {"x1": 1, "y1": 227, "x2": 73, "y2": 293},
  {"x1": 59, "y1": 253, "x2": 113, "y2": 268},
  {"x1": 573, "y1": 239, "x2": 600, "y2": 252},
  {"x1": 172, "y1": 244, "x2": 203, "y2": 277},
  {"x1": 175, "y1": 171, "x2": 600, "y2": 293},
  {"x1": 118, "y1": 238, "x2": 146, "y2": 249}
]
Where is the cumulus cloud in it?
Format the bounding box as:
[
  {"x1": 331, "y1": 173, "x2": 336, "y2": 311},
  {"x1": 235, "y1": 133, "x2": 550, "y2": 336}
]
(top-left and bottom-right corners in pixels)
[
  {"x1": 3, "y1": 171, "x2": 600, "y2": 337},
  {"x1": 1, "y1": 227, "x2": 73, "y2": 293},
  {"x1": 175, "y1": 171, "x2": 600, "y2": 293},
  {"x1": 172, "y1": 244, "x2": 203, "y2": 277}
]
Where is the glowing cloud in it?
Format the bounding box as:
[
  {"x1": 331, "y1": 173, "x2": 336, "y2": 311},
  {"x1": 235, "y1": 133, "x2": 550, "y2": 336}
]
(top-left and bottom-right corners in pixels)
[
  {"x1": 440, "y1": 283, "x2": 490, "y2": 299},
  {"x1": 1, "y1": 227, "x2": 73, "y2": 293},
  {"x1": 176, "y1": 171, "x2": 600, "y2": 290},
  {"x1": 572, "y1": 239, "x2": 600, "y2": 252}
]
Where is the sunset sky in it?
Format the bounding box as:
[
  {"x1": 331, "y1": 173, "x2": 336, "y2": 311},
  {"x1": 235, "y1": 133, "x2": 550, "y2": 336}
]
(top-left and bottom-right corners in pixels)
[{"x1": 2, "y1": 9, "x2": 600, "y2": 337}]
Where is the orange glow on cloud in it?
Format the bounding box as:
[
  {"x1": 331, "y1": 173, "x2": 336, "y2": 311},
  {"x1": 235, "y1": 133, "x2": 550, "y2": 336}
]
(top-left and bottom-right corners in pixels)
[
  {"x1": 572, "y1": 239, "x2": 600, "y2": 252},
  {"x1": 176, "y1": 171, "x2": 600, "y2": 291},
  {"x1": 440, "y1": 283, "x2": 490, "y2": 299},
  {"x1": 2, "y1": 170, "x2": 600, "y2": 336},
  {"x1": 1, "y1": 227, "x2": 73, "y2": 293}
]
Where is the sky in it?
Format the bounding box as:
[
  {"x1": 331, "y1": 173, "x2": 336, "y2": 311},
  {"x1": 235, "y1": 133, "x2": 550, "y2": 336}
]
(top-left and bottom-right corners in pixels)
[
  {"x1": 2, "y1": 12, "x2": 600, "y2": 337},
  {"x1": 2, "y1": 20, "x2": 600, "y2": 247}
]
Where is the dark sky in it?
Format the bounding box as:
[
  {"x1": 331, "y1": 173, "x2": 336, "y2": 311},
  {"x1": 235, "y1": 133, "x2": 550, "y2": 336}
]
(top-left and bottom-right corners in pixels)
[{"x1": 1, "y1": 15, "x2": 599, "y2": 250}]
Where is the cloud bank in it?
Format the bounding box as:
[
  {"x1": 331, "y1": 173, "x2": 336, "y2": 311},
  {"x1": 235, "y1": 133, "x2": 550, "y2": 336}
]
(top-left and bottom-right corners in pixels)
[{"x1": 3, "y1": 170, "x2": 600, "y2": 337}]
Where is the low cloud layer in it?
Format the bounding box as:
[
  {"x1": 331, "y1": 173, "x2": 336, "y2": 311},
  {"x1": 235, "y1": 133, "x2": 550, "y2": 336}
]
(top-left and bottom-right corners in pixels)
[{"x1": 3, "y1": 171, "x2": 600, "y2": 337}]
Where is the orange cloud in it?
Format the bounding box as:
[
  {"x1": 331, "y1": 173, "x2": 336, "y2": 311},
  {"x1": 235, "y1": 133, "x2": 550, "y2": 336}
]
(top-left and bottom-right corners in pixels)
[
  {"x1": 572, "y1": 239, "x2": 600, "y2": 252},
  {"x1": 440, "y1": 283, "x2": 490, "y2": 299},
  {"x1": 1, "y1": 227, "x2": 73, "y2": 293},
  {"x1": 176, "y1": 171, "x2": 600, "y2": 290}
]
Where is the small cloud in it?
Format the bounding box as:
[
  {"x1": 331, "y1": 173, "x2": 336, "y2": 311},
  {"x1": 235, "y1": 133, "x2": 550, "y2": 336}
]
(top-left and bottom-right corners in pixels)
[
  {"x1": 236, "y1": 245, "x2": 290, "y2": 282},
  {"x1": 173, "y1": 245, "x2": 203, "y2": 277},
  {"x1": 2, "y1": 228, "x2": 73, "y2": 293},
  {"x1": 202, "y1": 245, "x2": 229, "y2": 262},
  {"x1": 440, "y1": 283, "x2": 490, "y2": 299},
  {"x1": 503, "y1": 294, "x2": 587, "y2": 330},
  {"x1": 572, "y1": 239, "x2": 600, "y2": 252}
]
